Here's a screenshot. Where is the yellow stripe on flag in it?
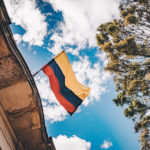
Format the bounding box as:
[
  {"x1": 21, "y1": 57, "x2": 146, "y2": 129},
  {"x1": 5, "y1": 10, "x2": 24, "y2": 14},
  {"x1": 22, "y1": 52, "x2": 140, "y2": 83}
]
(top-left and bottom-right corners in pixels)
[{"x1": 54, "y1": 51, "x2": 90, "y2": 100}]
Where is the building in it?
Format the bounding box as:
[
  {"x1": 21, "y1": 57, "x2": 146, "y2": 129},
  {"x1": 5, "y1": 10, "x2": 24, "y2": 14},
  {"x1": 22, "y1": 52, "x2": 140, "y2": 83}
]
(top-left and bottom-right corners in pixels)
[{"x1": 0, "y1": 0, "x2": 56, "y2": 149}]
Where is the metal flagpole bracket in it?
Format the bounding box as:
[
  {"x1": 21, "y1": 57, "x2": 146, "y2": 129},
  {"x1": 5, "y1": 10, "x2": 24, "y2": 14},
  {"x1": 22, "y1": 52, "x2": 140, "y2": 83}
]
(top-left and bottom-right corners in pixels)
[
  {"x1": 32, "y1": 50, "x2": 65, "y2": 77},
  {"x1": 32, "y1": 69, "x2": 42, "y2": 77}
]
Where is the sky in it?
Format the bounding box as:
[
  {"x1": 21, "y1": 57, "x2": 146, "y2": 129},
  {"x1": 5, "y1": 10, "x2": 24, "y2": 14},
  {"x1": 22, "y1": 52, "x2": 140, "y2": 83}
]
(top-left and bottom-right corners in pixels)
[{"x1": 4, "y1": 0, "x2": 140, "y2": 149}]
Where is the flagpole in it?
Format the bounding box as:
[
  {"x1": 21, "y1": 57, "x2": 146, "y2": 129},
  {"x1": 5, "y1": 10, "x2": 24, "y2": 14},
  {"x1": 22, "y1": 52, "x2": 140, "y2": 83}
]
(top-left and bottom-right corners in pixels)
[
  {"x1": 32, "y1": 68, "x2": 42, "y2": 77},
  {"x1": 32, "y1": 50, "x2": 65, "y2": 77}
]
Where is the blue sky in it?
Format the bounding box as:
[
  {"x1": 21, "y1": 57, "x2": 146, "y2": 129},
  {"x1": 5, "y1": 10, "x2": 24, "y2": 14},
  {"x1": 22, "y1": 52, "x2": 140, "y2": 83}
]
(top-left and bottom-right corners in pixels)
[{"x1": 5, "y1": 0, "x2": 140, "y2": 149}]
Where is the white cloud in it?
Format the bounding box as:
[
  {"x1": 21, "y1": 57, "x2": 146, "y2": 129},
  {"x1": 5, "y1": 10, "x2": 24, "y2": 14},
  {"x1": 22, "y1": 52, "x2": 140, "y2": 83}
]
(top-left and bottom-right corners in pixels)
[
  {"x1": 43, "y1": 104, "x2": 68, "y2": 122},
  {"x1": 96, "y1": 52, "x2": 108, "y2": 67},
  {"x1": 28, "y1": 0, "x2": 114, "y2": 123},
  {"x1": 100, "y1": 140, "x2": 112, "y2": 149},
  {"x1": 5, "y1": 0, "x2": 48, "y2": 46},
  {"x1": 44, "y1": 0, "x2": 120, "y2": 55},
  {"x1": 72, "y1": 55, "x2": 111, "y2": 106},
  {"x1": 53, "y1": 135, "x2": 91, "y2": 150},
  {"x1": 34, "y1": 52, "x2": 112, "y2": 123},
  {"x1": 35, "y1": 72, "x2": 67, "y2": 123},
  {"x1": 13, "y1": 34, "x2": 22, "y2": 44},
  {"x1": 145, "y1": 110, "x2": 150, "y2": 116}
]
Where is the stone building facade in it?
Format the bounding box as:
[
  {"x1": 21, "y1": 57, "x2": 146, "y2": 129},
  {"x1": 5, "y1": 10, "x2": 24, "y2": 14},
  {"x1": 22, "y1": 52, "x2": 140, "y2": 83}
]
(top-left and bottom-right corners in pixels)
[{"x1": 0, "y1": 0, "x2": 56, "y2": 149}]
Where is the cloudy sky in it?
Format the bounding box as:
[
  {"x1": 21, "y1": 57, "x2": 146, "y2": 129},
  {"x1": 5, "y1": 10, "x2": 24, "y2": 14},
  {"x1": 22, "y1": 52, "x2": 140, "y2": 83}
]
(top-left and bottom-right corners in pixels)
[{"x1": 5, "y1": 0, "x2": 140, "y2": 149}]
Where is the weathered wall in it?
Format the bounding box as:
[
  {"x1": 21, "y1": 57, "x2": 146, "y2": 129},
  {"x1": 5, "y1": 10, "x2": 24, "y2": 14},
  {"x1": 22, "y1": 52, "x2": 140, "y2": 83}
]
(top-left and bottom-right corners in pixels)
[
  {"x1": 0, "y1": 31, "x2": 25, "y2": 90},
  {"x1": 0, "y1": 105, "x2": 18, "y2": 150},
  {"x1": 0, "y1": 0, "x2": 56, "y2": 150}
]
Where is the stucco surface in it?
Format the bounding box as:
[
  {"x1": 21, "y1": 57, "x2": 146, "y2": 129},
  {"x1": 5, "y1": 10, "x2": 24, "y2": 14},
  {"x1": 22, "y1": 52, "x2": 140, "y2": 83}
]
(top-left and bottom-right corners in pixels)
[{"x1": 0, "y1": 0, "x2": 55, "y2": 149}]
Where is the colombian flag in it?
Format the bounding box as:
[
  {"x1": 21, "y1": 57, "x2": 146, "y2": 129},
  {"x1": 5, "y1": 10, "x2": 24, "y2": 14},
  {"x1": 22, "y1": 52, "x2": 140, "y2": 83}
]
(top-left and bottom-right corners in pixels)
[{"x1": 42, "y1": 51, "x2": 90, "y2": 115}]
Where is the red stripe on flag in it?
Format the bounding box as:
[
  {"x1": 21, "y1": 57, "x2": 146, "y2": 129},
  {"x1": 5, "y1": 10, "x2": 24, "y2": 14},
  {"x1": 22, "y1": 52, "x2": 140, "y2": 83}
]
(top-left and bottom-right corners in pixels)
[{"x1": 43, "y1": 65, "x2": 76, "y2": 114}]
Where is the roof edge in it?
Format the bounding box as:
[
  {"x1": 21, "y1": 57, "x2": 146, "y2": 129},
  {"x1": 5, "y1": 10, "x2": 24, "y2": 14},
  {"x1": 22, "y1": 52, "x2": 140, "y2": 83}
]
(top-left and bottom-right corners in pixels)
[
  {"x1": 0, "y1": 0, "x2": 11, "y2": 24},
  {"x1": 0, "y1": 0, "x2": 55, "y2": 149}
]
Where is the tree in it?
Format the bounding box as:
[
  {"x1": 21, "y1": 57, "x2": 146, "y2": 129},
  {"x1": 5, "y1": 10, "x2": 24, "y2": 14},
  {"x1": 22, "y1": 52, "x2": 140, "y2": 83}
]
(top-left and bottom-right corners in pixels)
[{"x1": 96, "y1": 0, "x2": 150, "y2": 149}]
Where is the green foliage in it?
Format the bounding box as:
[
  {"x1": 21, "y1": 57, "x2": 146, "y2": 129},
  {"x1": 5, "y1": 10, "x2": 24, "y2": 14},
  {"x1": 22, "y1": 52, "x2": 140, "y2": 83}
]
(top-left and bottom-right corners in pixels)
[
  {"x1": 114, "y1": 36, "x2": 138, "y2": 55},
  {"x1": 124, "y1": 14, "x2": 138, "y2": 25},
  {"x1": 102, "y1": 42, "x2": 113, "y2": 53},
  {"x1": 135, "y1": 116, "x2": 150, "y2": 150},
  {"x1": 138, "y1": 0, "x2": 148, "y2": 4},
  {"x1": 113, "y1": 91, "x2": 129, "y2": 106},
  {"x1": 120, "y1": 5, "x2": 136, "y2": 17},
  {"x1": 96, "y1": 0, "x2": 150, "y2": 149},
  {"x1": 107, "y1": 23, "x2": 120, "y2": 36}
]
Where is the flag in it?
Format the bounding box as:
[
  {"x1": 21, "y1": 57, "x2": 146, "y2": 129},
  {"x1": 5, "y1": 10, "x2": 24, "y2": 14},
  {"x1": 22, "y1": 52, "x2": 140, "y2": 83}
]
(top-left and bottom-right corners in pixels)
[{"x1": 42, "y1": 51, "x2": 90, "y2": 115}]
